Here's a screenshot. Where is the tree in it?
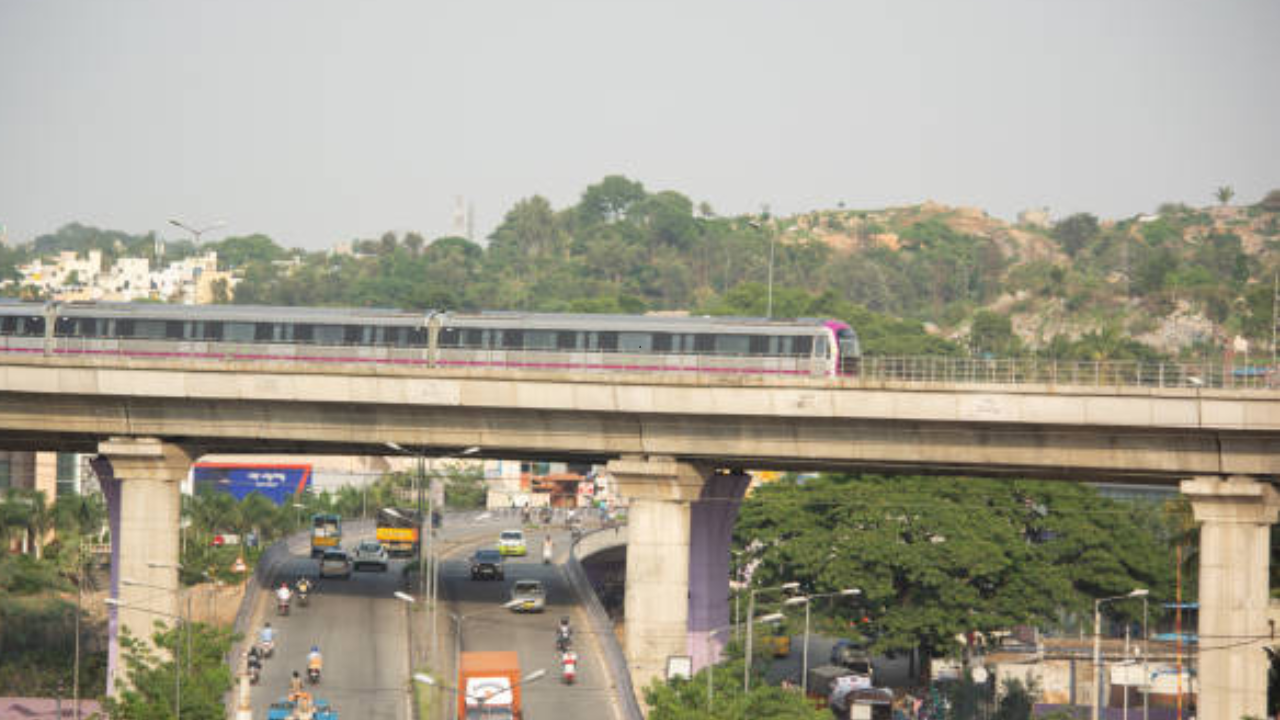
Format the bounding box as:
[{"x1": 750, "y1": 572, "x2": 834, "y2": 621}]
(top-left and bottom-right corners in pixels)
[
  {"x1": 1052, "y1": 213, "x2": 1100, "y2": 257},
  {"x1": 733, "y1": 475, "x2": 1174, "y2": 660},
  {"x1": 643, "y1": 653, "x2": 826, "y2": 719},
  {"x1": 1215, "y1": 185, "x2": 1235, "y2": 206},
  {"x1": 969, "y1": 310, "x2": 1018, "y2": 357},
  {"x1": 103, "y1": 621, "x2": 236, "y2": 719},
  {"x1": 577, "y1": 175, "x2": 647, "y2": 226}
]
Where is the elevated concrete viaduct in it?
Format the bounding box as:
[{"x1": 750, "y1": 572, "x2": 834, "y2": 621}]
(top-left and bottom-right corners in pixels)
[{"x1": 0, "y1": 356, "x2": 1277, "y2": 716}]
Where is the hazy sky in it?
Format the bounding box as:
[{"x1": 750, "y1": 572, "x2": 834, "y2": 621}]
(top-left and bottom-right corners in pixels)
[{"x1": 1, "y1": 0, "x2": 1277, "y2": 250}]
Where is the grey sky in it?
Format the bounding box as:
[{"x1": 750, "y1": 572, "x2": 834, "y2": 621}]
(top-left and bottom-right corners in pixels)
[{"x1": 1, "y1": 0, "x2": 1277, "y2": 250}]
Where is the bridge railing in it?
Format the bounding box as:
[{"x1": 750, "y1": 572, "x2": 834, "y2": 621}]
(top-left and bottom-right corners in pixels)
[{"x1": 858, "y1": 357, "x2": 1276, "y2": 390}]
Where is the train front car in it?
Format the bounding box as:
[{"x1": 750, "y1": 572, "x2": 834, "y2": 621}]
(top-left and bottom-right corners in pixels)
[{"x1": 824, "y1": 320, "x2": 861, "y2": 376}]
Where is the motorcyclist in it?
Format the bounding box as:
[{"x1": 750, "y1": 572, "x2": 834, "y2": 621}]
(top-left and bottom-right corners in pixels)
[
  {"x1": 308, "y1": 645, "x2": 323, "y2": 671},
  {"x1": 289, "y1": 670, "x2": 303, "y2": 697},
  {"x1": 556, "y1": 616, "x2": 572, "y2": 651},
  {"x1": 246, "y1": 647, "x2": 262, "y2": 675},
  {"x1": 295, "y1": 575, "x2": 312, "y2": 595},
  {"x1": 542, "y1": 535, "x2": 553, "y2": 564},
  {"x1": 276, "y1": 582, "x2": 292, "y2": 609},
  {"x1": 259, "y1": 622, "x2": 275, "y2": 643}
]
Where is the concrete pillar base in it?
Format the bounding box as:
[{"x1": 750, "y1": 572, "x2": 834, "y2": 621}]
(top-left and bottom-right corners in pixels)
[
  {"x1": 99, "y1": 437, "x2": 193, "y2": 696},
  {"x1": 1180, "y1": 475, "x2": 1279, "y2": 720}
]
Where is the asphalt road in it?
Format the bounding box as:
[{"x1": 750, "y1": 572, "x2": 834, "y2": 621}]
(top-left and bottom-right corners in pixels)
[
  {"x1": 248, "y1": 529, "x2": 410, "y2": 720},
  {"x1": 440, "y1": 522, "x2": 624, "y2": 720}
]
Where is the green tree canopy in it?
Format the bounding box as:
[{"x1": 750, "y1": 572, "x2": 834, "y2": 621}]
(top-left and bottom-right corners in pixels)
[{"x1": 733, "y1": 474, "x2": 1174, "y2": 658}]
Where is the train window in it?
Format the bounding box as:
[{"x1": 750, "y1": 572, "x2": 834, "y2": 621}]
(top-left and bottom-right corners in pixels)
[
  {"x1": 598, "y1": 332, "x2": 618, "y2": 352},
  {"x1": 619, "y1": 332, "x2": 652, "y2": 352},
  {"x1": 462, "y1": 329, "x2": 483, "y2": 348},
  {"x1": 293, "y1": 324, "x2": 314, "y2": 343},
  {"x1": 131, "y1": 320, "x2": 165, "y2": 339},
  {"x1": 556, "y1": 331, "x2": 579, "y2": 350},
  {"x1": 652, "y1": 333, "x2": 672, "y2": 352},
  {"x1": 525, "y1": 330, "x2": 555, "y2": 350},
  {"x1": 255, "y1": 323, "x2": 274, "y2": 342},
  {"x1": 203, "y1": 322, "x2": 223, "y2": 341},
  {"x1": 165, "y1": 321, "x2": 184, "y2": 340},
  {"x1": 694, "y1": 334, "x2": 715, "y2": 352},
  {"x1": 749, "y1": 336, "x2": 769, "y2": 355},
  {"x1": 312, "y1": 325, "x2": 343, "y2": 346},
  {"x1": 716, "y1": 335, "x2": 749, "y2": 355},
  {"x1": 793, "y1": 336, "x2": 812, "y2": 356},
  {"x1": 677, "y1": 334, "x2": 697, "y2": 353},
  {"x1": 53, "y1": 318, "x2": 75, "y2": 337},
  {"x1": 224, "y1": 322, "x2": 255, "y2": 343},
  {"x1": 813, "y1": 335, "x2": 828, "y2": 357},
  {"x1": 346, "y1": 326, "x2": 365, "y2": 345},
  {"x1": 406, "y1": 327, "x2": 427, "y2": 347},
  {"x1": 115, "y1": 320, "x2": 134, "y2": 338},
  {"x1": 501, "y1": 330, "x2": 523, "y2": 350},
  {"x1": 438, "y1": 327, "x2": 460, "y2": 348}
]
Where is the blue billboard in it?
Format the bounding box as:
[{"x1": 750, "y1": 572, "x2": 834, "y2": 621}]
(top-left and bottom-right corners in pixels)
[{"x1": 191, "y1": 463, "x2": 312, "y2": 505}]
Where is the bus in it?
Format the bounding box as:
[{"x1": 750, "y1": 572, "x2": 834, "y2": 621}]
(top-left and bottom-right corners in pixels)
[
  {"x1": 310, "y1": 513, "x2": 342, "y2": 558},
  {"x1": 376, "y1": 507, "x2": 421, "y2": 557}
]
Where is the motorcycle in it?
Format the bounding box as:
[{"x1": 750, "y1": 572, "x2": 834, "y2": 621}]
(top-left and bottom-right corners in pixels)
[
  {"x1": 555, "y1": 630, "x2": 572, "y2": 654},
  {"x1": 561, "y1": 652, "x2": 577, "y2": 685},
  {"x1": 297, "y1": 587, "x2": 310, "y2": 607},
  {"x1": 307, "y1": 666, "x2": 322, "y2": 685},
  {"x1": 248, "y1": 662, "x2": 261, "y2": 685},
  {"x1": 542, "y1": 543, "x2": 552, "y2": 565},
  {"x1": 276, "y1": 597, "x2": 290, "y2": 616},
  {"x1": 256, "y1": 639, "x2": 275, "y2": 659}
]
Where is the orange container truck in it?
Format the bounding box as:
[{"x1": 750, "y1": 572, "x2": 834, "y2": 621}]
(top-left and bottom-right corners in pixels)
[{"x1": 458, "y1": 651, "x2": 523, "y2": 719}]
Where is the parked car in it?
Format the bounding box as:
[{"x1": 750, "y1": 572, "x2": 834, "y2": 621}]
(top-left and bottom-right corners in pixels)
[
  {"x1": 507, "y1": 579, "x2": 546, "y2": 613},
  {"x1": 319, "y1": 549, "x2": 353, "y2": 580},
  {"x1": 470, "y1": 549, "x2": 505, "y2": 581},
  {"x1": 498, "y1": 529, "x2": 527, "y2": 557},
  {"x1": 353, "y1": 540, "x2": 389, "y2": 572}
]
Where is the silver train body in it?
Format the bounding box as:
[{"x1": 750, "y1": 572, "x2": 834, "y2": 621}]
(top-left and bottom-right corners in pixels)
[{"x1": 0, "y1": 302, "x2": 861, "y2": 378}]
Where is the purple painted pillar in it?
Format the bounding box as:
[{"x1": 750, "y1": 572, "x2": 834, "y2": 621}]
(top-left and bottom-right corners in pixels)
[
  {"x1": 687, "y1": 473, "x2": 750, "y2": 671},
  {"x1": 92, "y1": 455, "x2": 121, "y2": 698}
]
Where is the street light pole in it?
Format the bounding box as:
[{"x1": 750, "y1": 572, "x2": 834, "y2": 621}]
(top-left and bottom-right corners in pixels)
[
  {"x1": 744, "y1": 581, "x2": 798, "y2": 694},
  {"x1": 167, "y1": 219, "x2": 226, "y2": 250},
  {"x1": 1093, "y1": 589, "x2": 1149, "y2": 720},
  {"x1": 1142, "y1": 595, "x2": 1149, "y2": 720}
]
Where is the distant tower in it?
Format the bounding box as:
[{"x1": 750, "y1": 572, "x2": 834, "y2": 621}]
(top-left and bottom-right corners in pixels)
[{"x1": 451, "y1": 197, "x2": 473, "y2": 241}]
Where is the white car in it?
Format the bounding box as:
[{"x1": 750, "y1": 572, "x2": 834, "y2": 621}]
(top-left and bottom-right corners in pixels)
[
  {"x1": 353, "y1": 540, "x2": 389, "y2": 572},
  {"x1": 497, "y1": 529, "x2": 527, "y2": 557}
]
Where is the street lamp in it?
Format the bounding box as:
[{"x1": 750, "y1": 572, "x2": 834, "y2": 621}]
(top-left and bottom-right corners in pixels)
[
  {"x1": 168, "y1": 219, "x2": 226, "y2": 251},
  {"x1": 1093, "y1": 588, "x2": 1149, "y2": 720},
  {"x1": 385, "y1": 442, "x2": 480, "y2": 666},
  {"x1": 744, "y1": 580, "x2": 798, "y2": 694},
  {"x1": 783, "y1": 588, "x2": 862, "y2": 695},
  {"x1": 104, "y1": 598, "x2": 184, "y2": 719},
  {"x1": 747, "y1": 217, "x2": 776, "y2": 318}
]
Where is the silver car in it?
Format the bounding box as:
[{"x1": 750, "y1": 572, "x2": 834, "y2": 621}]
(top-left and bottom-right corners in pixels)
[
  {"x1": 353, "y1": 540, "x2": 389, "y2": 572},
  {"x1": 507, "y1": 579, "x2": 546, "y2": 613},
  {"x1": 319, "y1": 549, "x2": 352, "y2": 580}
]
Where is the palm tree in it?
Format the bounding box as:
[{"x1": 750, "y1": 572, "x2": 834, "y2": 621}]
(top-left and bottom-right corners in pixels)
[
  {"x1": 1215, "y1": 185, "x2": 1235, "y2": 206},
  {"x1": 24, "y1": 490, "x2": 53, "y2": 560}
]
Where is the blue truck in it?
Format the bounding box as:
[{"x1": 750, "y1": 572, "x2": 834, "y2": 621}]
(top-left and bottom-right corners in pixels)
[{"x1": 265, "y1": 696, "x2": 337, "y2": 720}]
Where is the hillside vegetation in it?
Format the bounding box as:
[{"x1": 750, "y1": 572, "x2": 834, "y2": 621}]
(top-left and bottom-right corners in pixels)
[{"x1": 10, "y1": 178, "x2": 1280, "y2": 360}]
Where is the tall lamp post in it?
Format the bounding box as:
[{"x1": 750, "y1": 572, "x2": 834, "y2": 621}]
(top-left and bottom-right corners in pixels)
[
  {"x1": 782, "y1": 588, "x2": 862, "y2": 695},
  {"x1": 386, "y1": 442, "x2": 480, "y2": 666},
  {"x1": 167, "y1": 219, "x2": 226, "y2": 250},
  {"x1": 1093, "y1": 588, "x2": 1149, "y2": 720},
  {"x1": 744, "y1": 581, "x2": 799, "y2": 693}
]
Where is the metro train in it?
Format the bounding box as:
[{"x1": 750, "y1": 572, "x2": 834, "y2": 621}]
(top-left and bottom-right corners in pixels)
[{"x1": 0, "y1": 301, "x2": 861, "y2": 377}]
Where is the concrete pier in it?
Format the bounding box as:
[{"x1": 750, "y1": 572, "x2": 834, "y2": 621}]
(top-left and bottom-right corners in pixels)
[
  {"x1": 99, "y1": 437, "x2": 192, "y2": 695},
  {"x1": 1180, "y1": 475, "x2": 1279, "y2": 720},
  {"x1": 609, "y1": 456, "x2": 708, "y2": 688}
]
